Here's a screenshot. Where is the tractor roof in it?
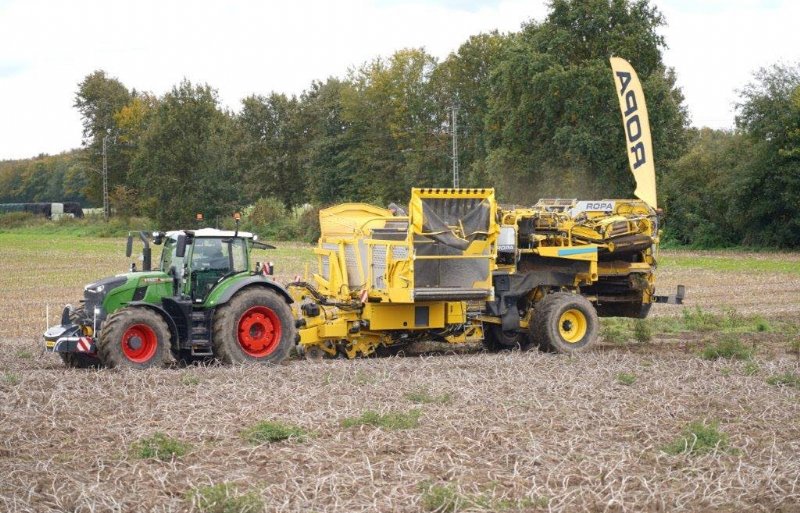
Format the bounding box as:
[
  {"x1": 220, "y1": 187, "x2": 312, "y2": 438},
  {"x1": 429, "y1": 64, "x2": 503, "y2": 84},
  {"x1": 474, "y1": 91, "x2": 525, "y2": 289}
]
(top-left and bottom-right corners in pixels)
[{"x1": 165, "y1": 228, "x2": 257, "y2": 239}]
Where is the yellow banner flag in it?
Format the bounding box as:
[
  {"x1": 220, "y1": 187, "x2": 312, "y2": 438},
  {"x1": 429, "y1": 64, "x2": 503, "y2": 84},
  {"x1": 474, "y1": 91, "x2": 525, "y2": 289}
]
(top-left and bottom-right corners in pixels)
[{"x1": 610, "y1": 57, "x2": 657, "y2": 209}]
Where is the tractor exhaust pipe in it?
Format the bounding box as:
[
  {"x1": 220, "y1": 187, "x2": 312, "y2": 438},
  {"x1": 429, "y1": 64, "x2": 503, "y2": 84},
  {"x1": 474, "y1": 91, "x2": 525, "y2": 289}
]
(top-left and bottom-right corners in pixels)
[{"x1": 138, "y1": 231, "x2": 151, "y2": 271}]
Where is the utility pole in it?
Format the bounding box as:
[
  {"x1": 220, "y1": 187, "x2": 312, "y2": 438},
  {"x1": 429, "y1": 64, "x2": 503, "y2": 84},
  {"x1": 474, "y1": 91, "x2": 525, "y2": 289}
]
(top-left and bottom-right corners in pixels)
[
  {"x1": 451, "y1": 104, "x2": 459, "y2": 188},
  {"x1": 102, "y1": 134, "x2": 115, "y2": 222}
]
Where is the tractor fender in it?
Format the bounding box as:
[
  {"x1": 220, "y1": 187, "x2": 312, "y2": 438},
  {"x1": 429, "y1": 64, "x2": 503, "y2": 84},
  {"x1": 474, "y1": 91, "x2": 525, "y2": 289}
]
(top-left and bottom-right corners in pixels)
[
  {"x1": 212, "y1": 276, "x2": 294, "y2": 307},
  {"x1": 124, "y1": 301, "x2": 181, "y2": 351}
]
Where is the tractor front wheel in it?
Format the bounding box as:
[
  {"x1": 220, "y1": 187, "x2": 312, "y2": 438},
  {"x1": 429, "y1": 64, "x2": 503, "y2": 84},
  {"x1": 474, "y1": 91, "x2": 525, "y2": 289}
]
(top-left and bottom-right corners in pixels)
[
  {"x1": 212, "y1": 288, "x2": 294, "y2": 364},
  {"x1": 531, "y1": 292, "x2": 599, "y2": 354},
  {"x1": 97, "y1": 307, "x2": 173, "y2": 369},
  {"x1": 60, "y1": 353, "x2": 100, "y2": 369}
]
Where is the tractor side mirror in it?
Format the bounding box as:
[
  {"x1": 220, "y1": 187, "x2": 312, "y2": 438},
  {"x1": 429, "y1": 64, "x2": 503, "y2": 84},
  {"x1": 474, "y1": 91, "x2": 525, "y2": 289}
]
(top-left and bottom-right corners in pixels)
[
  {"x1": 126, "y1": 234, "x2": 133, "y2": 257},
  {"x1": 175, "y1": 234, "x2": 187, "y2": 258}
]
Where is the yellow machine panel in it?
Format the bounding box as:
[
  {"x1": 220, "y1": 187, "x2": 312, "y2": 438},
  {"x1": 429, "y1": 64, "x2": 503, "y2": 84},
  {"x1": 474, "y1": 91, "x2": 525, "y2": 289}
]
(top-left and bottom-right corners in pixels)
[{"x1": 363, "y1": 303, "x2": 446, "y2": 330}]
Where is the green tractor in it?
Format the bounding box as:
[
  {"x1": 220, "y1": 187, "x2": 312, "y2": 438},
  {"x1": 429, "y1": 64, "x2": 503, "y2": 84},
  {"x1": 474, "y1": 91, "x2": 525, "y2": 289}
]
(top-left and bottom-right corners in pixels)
[{"x1": 44, "y1": 227, "x2": 295, "y2": 369}]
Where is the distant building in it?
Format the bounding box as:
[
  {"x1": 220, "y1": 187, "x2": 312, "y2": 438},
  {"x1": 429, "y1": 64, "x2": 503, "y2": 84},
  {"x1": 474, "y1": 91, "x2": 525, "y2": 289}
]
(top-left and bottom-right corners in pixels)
[{"x1": 0, "y1": 202, "x2": 84, "y2": 219}]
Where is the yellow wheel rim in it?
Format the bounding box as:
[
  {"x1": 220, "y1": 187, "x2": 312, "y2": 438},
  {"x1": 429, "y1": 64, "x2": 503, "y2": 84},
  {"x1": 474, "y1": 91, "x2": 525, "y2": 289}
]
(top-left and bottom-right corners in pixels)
[{"x1": 558, "y1": 309, "x2": 587, "y2": 343}]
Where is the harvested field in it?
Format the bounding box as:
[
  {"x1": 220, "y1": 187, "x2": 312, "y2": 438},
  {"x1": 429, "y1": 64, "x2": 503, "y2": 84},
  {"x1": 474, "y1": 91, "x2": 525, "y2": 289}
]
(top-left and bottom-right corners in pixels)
[{"x1": 1, "y1": 233, "x2": 799, "y2": 512}]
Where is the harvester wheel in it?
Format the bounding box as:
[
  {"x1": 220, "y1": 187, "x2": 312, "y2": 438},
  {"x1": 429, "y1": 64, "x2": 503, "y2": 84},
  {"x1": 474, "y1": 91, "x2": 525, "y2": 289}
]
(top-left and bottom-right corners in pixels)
[
  {"x1": 213, "y1": 288, "x2": 293, "y2": 364},
  {"x1": 482, "y1": 324, "x2": 532, "y2": 352},
  {"x1": 531, "y1": 292, "x2": 598, "y2": 354},
  {"x1": 97, "y1": 307, "x2": 172, "y2": 369}
]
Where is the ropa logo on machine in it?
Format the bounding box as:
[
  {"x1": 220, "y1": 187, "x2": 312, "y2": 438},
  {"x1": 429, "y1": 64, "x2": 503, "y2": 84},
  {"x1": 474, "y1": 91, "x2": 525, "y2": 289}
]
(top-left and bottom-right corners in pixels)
[{"x1": 571, "y1": 201, "x2": 615, "y2": 215}]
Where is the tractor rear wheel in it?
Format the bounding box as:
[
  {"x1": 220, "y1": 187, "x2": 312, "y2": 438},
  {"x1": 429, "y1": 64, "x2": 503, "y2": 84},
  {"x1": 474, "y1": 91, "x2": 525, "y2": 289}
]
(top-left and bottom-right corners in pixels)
[
  {"x1": 97, "y1": 307, "x2": 172, "y2": 369},
  {"x1": 531, "y1": 292, "x2": 598, "y2": 354},
  {"x1": 482, "y1": 324, "x2": 533, "y2": 352},
  {"x1": 212, "y1": 288, "x2": 293, "y2": 364}
]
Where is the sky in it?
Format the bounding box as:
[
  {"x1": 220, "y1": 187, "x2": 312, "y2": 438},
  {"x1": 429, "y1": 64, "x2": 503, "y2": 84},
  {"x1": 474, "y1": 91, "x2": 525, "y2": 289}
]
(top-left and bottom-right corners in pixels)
[{"x1": 0, "y1": 0, "x2": 797, "y2": 160}]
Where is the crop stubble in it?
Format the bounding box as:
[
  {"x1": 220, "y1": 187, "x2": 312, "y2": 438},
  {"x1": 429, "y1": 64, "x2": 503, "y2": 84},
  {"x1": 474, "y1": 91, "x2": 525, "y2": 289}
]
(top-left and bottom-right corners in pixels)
[{"x1": 0, "y1": 236, "x2": 798, "y2": 512}]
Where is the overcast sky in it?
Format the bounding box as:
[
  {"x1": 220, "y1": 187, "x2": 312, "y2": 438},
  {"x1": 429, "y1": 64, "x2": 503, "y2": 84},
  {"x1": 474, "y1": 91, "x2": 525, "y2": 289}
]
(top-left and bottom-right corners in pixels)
[{"x1": 0, "y1": 0, "x2": 797, "y2": 160}]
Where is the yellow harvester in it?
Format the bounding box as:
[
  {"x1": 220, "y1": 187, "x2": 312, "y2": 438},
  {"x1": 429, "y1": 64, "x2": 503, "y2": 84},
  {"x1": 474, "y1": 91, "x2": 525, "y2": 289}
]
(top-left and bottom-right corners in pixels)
[{"x1": 288, "y1": 190, "x2": 682, "y2": 358}]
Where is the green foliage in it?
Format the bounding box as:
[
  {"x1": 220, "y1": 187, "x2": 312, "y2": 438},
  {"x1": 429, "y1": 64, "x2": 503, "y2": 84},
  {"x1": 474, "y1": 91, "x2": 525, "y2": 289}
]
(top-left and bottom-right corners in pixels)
[
  {"x1": 129, "y1": 80, "x2": 241, "y2": 228},
  {"x1": 682, "y1": 307, "x2": 721, "y2": 332},
  {"x1": 754, "y1": 318, "x2": 771, "y2": 332},
  {"x1": 242, "y1": 196, "x2": 307, "y2": 241},
  {"x1": 701, "y1": 336, "x2": 753, "y2": 361},
  {"x1": 0, "y1": 214, "x2": 151, "y2": 238},
  {"x1": 659, "y1": 252, "x2": 800, "y2": 275},
  {"x1": 766, "y1": 372, "x2": 800, "y2": 389},
  {"x1": 2, "y1": 372, "x2": 20, "y2": 385},
  {"x1": 15, "y1": 348, "x2": 33, "y2": 359},
  {"x1": 484, "y1": 0, "x2": 686, "y2": 203},
  {"x1": 10, "y1": 3, "x2": 796, "y2": 249},
  {"x1": 742, "y1": 361, "x2": 760, "y2": 376},
  {"x1": 242, "y1": 421, "x2": 308, "y2": 444},
  {"x1": 130, "y1": 433, "x2": 190, "y2": 461},
  {"x1": 248, "y1": 196, "x2": 286, "y2": 227},
  {"x1": 181, "y1": 373, "x2": 201, "y2": 386},
  {"x1": 420, "y1": 483, "x2": 464, "y2": 513},
  {"x1": 296, "y1": 205, "x2": 321, "y2": 243},
  {"x1": 341, "y1": 409, "x2": 421, "y2": 430},
  {"x1": 0, "y1": 150, "x2": 90, "y2": 205},
  {"x1": 0, "y1": 212, "x2": 38, "y2": 229},
  {"x1": 405, "y1": 389, "x2": 452, "y2": 404},
  {"x1": 633, "y1": 319, "x2": 652, "y2": 343},
  {"x1": 662, "y1": 420, "x2": 729, "y2": 456},
  {"x1": 238, "y1": 93, "x2": 306, "y2": 209},
  {"x1": 600, "y1": 318, "x2": 629, "y2": 344},
  {"x1": 616, "y1": 372, "x2": 637, "y2": 386},
  {"x1": 187, "y1": 483, "x2": 262, "y2": 513},
  {"x1": 666, "y1": 63, "x2": 800, "y2": 248},
  {"x1": 74, "y1": 70, "x2": 133, "y2": 205}
]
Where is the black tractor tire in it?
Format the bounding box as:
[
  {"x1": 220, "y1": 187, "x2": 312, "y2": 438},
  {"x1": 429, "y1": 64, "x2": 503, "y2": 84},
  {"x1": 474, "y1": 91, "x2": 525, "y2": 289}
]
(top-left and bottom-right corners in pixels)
[
  {"x1": 482, "y1": 324, "x2": 533, "y2": 352},
  {"x1": 212, "y1": 288, "x2": 294, "y2": 364},
  {"x1": 97, "y1": 307, "x2": 173, "y2": 369},
  {"x1": 59, "y1": 352, "x2": 100, "y2": 369},
  {"x1": 531, "y1": 292, "x2": 599, "y2": 354}
]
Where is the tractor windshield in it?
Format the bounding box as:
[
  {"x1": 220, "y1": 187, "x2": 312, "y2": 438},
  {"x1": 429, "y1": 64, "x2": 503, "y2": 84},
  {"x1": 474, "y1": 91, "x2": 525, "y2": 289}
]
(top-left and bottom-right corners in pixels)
[
  {"x1": 189, "y1": 237, "x2": 248, "y2": 301},
  {"x1": 160, "y1": 238, "x2": 178, "y2": 272},
  {"x1": 190, "y1": 238, "x2": 247, "y2": 273}
]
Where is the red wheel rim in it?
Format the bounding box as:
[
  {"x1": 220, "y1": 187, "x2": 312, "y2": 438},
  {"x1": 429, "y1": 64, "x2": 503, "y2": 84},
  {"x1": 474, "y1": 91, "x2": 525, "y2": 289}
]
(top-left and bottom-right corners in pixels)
[
  {"x1": 237, "y1": 306, "x2": 281, "y2": 358},
  {"x1": 121, "y1": 324, "x2": 158, "y2": 363}
]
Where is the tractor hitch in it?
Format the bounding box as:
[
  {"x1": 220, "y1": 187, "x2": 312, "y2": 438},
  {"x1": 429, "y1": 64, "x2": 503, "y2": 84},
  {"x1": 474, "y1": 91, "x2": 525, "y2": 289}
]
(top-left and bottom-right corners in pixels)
[{"x1": 653, "y1": 285, "x2": 685, "y2": 305}]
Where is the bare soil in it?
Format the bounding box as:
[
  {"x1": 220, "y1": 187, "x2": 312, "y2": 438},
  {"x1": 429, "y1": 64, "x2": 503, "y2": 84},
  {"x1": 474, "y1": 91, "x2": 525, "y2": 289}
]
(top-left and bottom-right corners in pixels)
[{"x1": 1, "y1": 243, "x2": 798, "y2": 512}]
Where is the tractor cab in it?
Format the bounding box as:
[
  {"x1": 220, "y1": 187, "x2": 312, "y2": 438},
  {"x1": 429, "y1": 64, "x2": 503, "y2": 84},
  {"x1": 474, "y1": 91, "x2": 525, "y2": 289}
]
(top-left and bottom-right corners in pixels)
[
  {"x1": 156, "y1": 228, "x2": 250, "y2": 303},
  {"x1": 157, "y1": 228, "x2": 262, "y2": 303}
]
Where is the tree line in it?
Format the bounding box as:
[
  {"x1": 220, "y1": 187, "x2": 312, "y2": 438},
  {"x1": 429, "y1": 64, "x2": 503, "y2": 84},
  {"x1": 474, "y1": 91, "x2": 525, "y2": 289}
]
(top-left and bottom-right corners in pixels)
[{"x1": 1, "y1": 0, "x2": 798, "y2": 247}]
